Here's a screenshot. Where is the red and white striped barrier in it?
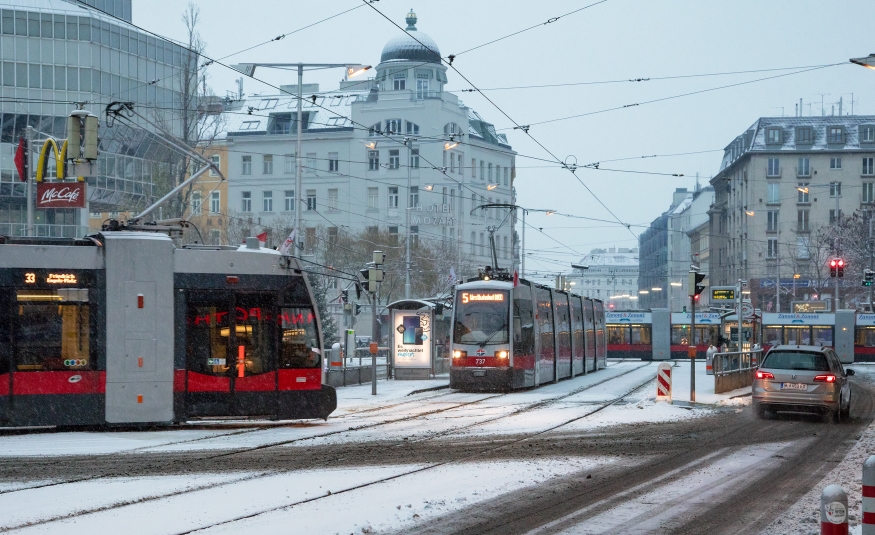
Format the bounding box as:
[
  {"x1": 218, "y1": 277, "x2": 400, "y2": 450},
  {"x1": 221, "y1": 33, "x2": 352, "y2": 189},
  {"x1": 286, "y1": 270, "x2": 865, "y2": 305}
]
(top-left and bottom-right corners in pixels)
[
  {"x1": 863, "y1": 455, "x2": 875, "y2": 535},
  {"x1": 656, "y1": 362, "x2": 672, "y2": 403},
  {"x1": 821, "y1": 484, "x2": 849, "y2": 535}
]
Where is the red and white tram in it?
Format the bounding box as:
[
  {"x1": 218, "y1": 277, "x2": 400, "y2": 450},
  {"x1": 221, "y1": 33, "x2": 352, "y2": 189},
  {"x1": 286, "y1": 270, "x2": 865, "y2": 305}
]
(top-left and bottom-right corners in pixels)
[
  {"x1": 0, "y1": 232, "x2": 336, "y2": 427},
  {"x1": 450, "y1": 272, "x2": 607, "y2": 392}
]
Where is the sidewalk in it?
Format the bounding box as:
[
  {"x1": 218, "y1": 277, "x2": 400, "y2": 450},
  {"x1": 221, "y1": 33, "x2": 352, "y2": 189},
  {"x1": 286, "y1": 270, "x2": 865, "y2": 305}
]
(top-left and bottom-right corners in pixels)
[{"x1": 662, "y1": 360, "x2": 751, "y2": 406}]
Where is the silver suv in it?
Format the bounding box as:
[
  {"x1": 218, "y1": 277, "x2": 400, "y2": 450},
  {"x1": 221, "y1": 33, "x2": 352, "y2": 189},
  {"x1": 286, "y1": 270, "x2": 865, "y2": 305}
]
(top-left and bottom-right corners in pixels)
[{"x1": 753, "y1": 345, "x2": 854, "y2": 421}]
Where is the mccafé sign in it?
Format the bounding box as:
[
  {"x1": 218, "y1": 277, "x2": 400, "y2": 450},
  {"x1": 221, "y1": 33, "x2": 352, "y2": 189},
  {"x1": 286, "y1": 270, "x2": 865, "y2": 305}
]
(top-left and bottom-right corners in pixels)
[{"x1": 37, "y1": 182, "x2": 86, "y2": 208}]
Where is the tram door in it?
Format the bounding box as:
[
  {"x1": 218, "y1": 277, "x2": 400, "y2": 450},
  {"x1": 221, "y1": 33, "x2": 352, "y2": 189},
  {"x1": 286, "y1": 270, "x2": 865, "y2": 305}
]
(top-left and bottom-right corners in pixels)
[{"x1": 185, "y1": 291, "x2": 278, "y2": 417}]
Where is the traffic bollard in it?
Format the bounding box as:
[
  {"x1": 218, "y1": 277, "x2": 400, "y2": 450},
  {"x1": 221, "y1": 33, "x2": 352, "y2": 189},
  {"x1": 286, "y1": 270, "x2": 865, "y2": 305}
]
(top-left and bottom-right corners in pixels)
[
  {"x1": 656, "y1": 362, "x2": 672, "y2": 403},
  {"x1": 821, "y1": 484, "x2": 849, "y2": 535},
  {"x1": 863, "y1": 455, "x2": 875, "y2": 534}
]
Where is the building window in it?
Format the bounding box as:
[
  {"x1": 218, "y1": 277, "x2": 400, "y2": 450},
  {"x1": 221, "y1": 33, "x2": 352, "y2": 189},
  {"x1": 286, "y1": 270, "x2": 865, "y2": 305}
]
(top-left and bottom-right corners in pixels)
[
  {"x1": 797, "y1": 182, "x2": 810, "y2": 203},
  {"x1": 406, "y1": 121, "x2": 419, "y2": 135},
  {"x1": 369, "y1": 122, "x2": 381, "y2": 136},
  {"x1": 368, "y1": 188, "x2": 378, "y2": 210},
  {"x1": 388, "y1": 150, "x2": 400, "y2": 169},
  {"x1": 472, "y1": 159, "x2": 477, "y2": 179},
  {"x1": 488, "y1": 163, "x2": 493, "y2": 181},
  {"x1": 830, "y1": 182, "x2": 841, "y2": 197},
  {"x1": 767, "y1": 158, "x2": 780, "y2": 177},
  {"x1": 470, "y1": 231, "x2": 476, "y2": 254},
  {"x1": 209, "y1": 230, "x2": 221, "y2": 245},
  {"x1": 284, "y1": 190, "x2": 295, "y2": 212},
  {"x1": 209, "y1": 155, "x2": 220, "y2": 176},
  {"x1": 262, "y1": 191, "x2": 273, "y2": 212},
  {"x1": 411, "y1": 225, "x2": 419, "y2": 246},
  {"x1": 830, "y1": 157, "x2": 842, "y2": 169},
  {"x1": 263, "y1": 154, "x2": 273, "y2": 174},
  {"x1": 306, "y1": 190, "x2": 316, "y2": 211},
  {"x1": 388, "y1": 187, "x2": 399, "y2": 209},
  {"x1": 305, "y1": 153, "x2": 316, "y2": 175},
  {"x1": 416, "y1": 79, "x2": 428, "y2": 99},
  {"x1": 797, "y1": 209, "x2": 809, "y2": 232},
  {"x1": 328, "y1": 152, "x2": 339, "y2": 172},
  {"x1": 767, "y1": 210, "x2": 778, "y2": 232},
  {"x1": 328, "y1": 189, "x2": 338, "y2": 212},
  {"x1": 385, "y1": 118, "x2": 402, "y2": 134},
  {"x1": 191, "y1": 191, "x2": 202, "y2": 216},
  {"x1": 368, "y1": 151, "x2": 379, "y2": 170},
  {"x1": 830, "y1": 209, "x2": 840, "y2": 224},
  {"x1": 797, "y1": 157, "x2": 810, "y2": 177},
  {"x1": 766, "y1": 128, "x2": 781, "y2": 144},
  {"x1": 241, "y1": 191, "x2": 252, "y2": 212},
  {"x1": 767, "y1": 182, "x2": 780, "y2": 203},
  {"x1": 480, "y1": 233, "x2": 485, "y2": 256},
  {"x1": 284, "y1": 154, "x2": 295, "y2": 174},
  {"x1": 504, "y1": 167, "x2": 509, "y2": 185},
  {"x1": 864, "y1": 157, "x2": 874, "y2": 176},
  {"x1": 210, "y1": 192, "x2": 220, "y2": 214},
  {"x1": 393, "y1": 77, "x2": 405, "y2": 91},
  {"x1": 328, "y1": 227, "x2": 338, "y2": 246},
  {"x1": 442, "y1": 187, "x2": 448, "y2": 205},
  {"x1": 503, "y1": 236, "x2": 509, "y2": 259},
  {"x1": 409, "y1": 186, "x2": 419, "y2": 208},
  {"x1": 796, "y1": 127, "x2": 812, "y2": 144},
  {"x1": 388, "y1": 226, "x2": 399, "y2": 244},
  {"x1": 828, "y1": 127, "x2": 843, "y2": 144},
  {"x1": 862, "y1": 126, "x2": 875, "y2": 143},
  {"x1": 450, "y1": 153, "x2": 456, "y2": 173},
  {"x1": 450, "y1": 189, "x2": 455, "y2": 211},
  {"x1": 410, "y1": 148, "x2": 419, "y2": 169},
  {"x1": 864, "y1": 183, "x2": 875, "y2": 204},
  {"x1": 241, "y1": 155, "x2": 251, "y2": 175},
  {"x1": 797, "y1": 236, "x2": 810, "y2": 259},
  {"x1": 480, "y1": 161, "x2": 485, "y2": 180}
]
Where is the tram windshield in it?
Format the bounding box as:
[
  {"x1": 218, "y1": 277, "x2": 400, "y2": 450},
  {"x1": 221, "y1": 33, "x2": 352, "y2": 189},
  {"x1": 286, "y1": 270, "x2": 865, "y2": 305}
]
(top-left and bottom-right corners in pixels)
[
  {"x1": 279, "y1": 307, "x2": 321, "y2": 368},
  {"x1": 454, "y1": 290, "x2": 509, "y2": 345}
]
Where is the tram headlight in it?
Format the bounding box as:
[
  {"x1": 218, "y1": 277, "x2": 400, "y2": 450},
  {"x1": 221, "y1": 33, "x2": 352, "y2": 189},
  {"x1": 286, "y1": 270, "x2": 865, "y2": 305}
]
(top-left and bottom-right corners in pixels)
[
  {"x1": 453, "y1": 350, "x2": 466, "y2": 359},
  {"x1": 496, "y1": 350, "x2": 508, "y2": 359}
]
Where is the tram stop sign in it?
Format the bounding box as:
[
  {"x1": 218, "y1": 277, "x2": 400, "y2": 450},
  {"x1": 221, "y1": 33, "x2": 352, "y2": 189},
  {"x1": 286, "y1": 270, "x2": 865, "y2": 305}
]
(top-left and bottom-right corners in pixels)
[{"x1": 741, "y1": 302, "x2": 754, "y2": 318}]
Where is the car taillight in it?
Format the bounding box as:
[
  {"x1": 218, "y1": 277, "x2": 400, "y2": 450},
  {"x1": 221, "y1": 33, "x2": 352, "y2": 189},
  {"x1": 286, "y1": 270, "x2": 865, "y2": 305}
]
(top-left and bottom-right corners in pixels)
[
  {"x1": 814, "y1": 374, "x2": 837, "y2": 383},
  {"x1": 756, "y1": 371, "x2": 774, "y2": 379},
  {"x1": 453, "y1": 350, "x2": 466, "y2": 359}
]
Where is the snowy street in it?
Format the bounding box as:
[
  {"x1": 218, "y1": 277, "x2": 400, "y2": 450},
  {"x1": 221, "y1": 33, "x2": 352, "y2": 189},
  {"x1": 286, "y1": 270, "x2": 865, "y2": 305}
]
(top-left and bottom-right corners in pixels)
[{"x1": 0, "y1": 360, "x2": 873, "y2": 534}]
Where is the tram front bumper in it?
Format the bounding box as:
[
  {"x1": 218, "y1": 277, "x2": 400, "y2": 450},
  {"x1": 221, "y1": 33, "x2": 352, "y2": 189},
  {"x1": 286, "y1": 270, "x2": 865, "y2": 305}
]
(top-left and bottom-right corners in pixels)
[{"x1": 450, "y1": 367, "x2": 514, "y2": 391}]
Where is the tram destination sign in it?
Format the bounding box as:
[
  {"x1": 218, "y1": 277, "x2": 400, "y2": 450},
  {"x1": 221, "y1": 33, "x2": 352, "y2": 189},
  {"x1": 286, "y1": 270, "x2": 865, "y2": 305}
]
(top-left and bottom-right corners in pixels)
[{"x1": 711, "y1": 287, "x2": 736, "y2": 300}]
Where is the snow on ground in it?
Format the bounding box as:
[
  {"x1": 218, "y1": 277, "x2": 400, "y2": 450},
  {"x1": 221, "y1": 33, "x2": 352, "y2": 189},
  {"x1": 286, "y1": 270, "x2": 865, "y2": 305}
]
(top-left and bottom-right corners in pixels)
[
  {"x1": 759, "y1": 363, "x2": 875, "y2": 535},
  {"x1": 3, "y1": 457, "x2": 622, "y2": 535}
]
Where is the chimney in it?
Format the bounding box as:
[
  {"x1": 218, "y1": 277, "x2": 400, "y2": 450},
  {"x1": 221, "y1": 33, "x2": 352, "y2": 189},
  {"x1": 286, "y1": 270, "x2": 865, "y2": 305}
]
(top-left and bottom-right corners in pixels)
[{"x1": 839, "y1": 97, "x2": 843, "y2": 116}]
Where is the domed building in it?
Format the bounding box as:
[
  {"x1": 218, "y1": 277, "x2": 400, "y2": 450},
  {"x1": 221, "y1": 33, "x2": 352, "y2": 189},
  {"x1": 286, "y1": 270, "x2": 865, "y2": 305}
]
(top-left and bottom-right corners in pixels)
[{"x1": 208, "y1": 10, "x2": 519, "y2": 326}]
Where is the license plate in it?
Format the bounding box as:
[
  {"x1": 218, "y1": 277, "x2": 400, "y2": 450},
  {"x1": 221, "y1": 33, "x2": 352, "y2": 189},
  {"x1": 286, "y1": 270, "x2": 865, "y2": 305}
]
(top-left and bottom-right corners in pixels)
[{"x1": 781, "y1": 383, "x2": 808, "y2": 391}]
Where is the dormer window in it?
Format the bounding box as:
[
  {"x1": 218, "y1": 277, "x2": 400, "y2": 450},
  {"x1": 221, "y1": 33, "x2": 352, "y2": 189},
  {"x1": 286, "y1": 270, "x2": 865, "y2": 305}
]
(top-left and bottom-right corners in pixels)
[
  {"x1": 828, "y1": 126, "x2": 844, "y2": 144},
  {"x1": 385, "y1": 119, "x2": 402, "y2": 134},
  {"x1": 766, "y1": 127, "x2": 782, "y2": 144},
  {"x1": 406, "y1": 121, "x2": 419, "y2": 135},
  {"x1": 796, "y1": 127, "x2": 812, "y2": 145},
  {"x1": 861, "y1": 125, "x2": 875, "y2": 143},
  {"x1": 368, "y1": 122, "x2": 381, "y2": 137}
]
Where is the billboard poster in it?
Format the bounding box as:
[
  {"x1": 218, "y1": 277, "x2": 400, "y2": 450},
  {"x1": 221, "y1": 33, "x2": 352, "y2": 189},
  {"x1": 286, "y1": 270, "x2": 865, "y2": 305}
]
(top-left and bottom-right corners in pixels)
[
  {"x1": 37, "y1": 182, "x2": 86, "y2": 208},
  {"x1": 393, "y1": 310, "x2": 432, "y2": 368}
]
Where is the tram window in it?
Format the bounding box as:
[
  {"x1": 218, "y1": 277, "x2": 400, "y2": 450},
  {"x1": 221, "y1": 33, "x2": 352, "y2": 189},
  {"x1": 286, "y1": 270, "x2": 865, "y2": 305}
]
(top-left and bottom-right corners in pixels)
[
  {"x1": 280, "y1": 307, "x2": 321, "y2": 368},
  {"x1": 607, "y1": 326, "x2": 629, "y2": 345},
  {"x1": 783, "y1": 326, "x2": 811, "y2": 346},
  {"x1": 236, "y1": 296, "x2": 277, "y2": 375},
  {"x1": 855, "y1": 327, "x2": 875, "y2": 347},
  {"x1": 671, "y1": 326, "x2": 690, "y2": 345},
  {"x1": 764, "y1": 327, "x2": 782, "y2": 346},
  {"x1": 630, "y1": 325, "x2": 651, "y2": 344},
  {"x1": 696, "y1": 326, "x2": 719, "y2": 346},
  {"x1": 187, "y1": 304, "x2": 230, "y2": 376},
  {"x1": 513, "y1": 286, "x2": 535, "y2": 356},
  {"x1": 813, "y1": 326, "x2": 833, "y2": 346},
  {"x1": 14, "y1": 290, "x2": 92, "y2": 371}
]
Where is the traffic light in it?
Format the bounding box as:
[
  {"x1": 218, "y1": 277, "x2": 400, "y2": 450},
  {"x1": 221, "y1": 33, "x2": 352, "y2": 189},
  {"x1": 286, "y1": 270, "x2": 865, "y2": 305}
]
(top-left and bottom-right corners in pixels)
[
  {"x1": 838, "y1": 258, "x2": 845, "y2": 278},
  {"x1": 355, "y1": 304, "x2": 362, "y2": 315},
  {"x1": 864, "y1": 270, "x2": 875, "y2": 287},
  {"x1": 830, "y1": 259, "x2": 838, "y2": 278},
  {"x1": 688, "y1": 271, "x2": 706, "y2": 297},
  {"x1": 340, "y1": 289, "x2": 348, "y2": 303}
]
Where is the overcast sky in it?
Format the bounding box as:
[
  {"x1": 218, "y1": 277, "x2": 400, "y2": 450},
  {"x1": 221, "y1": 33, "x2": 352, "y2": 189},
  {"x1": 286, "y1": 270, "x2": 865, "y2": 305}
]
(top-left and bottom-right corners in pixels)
[{"x1": 135, "y1": 0, "x2": 874, "y2": 278}]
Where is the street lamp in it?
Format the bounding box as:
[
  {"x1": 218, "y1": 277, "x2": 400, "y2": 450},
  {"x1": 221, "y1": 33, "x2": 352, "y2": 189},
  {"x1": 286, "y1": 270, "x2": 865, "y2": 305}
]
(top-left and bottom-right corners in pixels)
[
  {"x1": 231, "y1": 62, "x2": 371, "y2": 257},
  {"x1": 850, "y1": 54, "x2": 875, "y2": 69}
]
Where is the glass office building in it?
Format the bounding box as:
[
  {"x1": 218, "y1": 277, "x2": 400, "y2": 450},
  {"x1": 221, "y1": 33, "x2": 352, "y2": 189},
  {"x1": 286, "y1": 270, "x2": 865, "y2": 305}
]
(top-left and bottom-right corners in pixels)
[{"x1": 0, "y1": 0, "x2": 193, "y2": 236}]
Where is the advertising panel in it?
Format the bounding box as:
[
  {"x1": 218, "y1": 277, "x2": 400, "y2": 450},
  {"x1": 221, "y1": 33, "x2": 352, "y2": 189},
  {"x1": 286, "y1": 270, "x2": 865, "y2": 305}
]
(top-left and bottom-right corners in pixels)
[
  {"x1": 393, "y1": 310, "x2": 431, "y2": 368},
  {"x1": 605, "y1": 311, "x2": 652, "y2": 324},
  {"x1": 762, "y1": 312, "x2": 835, "y2": 326},
  {"x1": 670, "y1": 312, "x2": 721, "y2": 324},
  {"x1": 36, "y1": 182, "x2": 86, "y2": 208}
]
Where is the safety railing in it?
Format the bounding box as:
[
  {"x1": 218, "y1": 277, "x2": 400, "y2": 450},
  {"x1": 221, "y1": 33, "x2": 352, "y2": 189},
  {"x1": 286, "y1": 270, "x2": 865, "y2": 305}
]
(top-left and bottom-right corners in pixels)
[{"x1": 712, "y1": 349, "x2": 762, "y2": 394}]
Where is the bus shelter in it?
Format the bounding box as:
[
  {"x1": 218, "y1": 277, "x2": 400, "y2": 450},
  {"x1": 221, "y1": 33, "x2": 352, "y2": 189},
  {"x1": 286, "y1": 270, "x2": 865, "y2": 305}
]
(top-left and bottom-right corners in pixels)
[{"x1": 386, "y1": 299, "x2": 451, "y2": 379}]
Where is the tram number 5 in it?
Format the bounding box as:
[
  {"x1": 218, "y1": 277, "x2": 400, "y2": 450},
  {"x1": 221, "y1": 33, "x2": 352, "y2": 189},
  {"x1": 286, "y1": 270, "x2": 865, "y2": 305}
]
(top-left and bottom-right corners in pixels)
[
  {"x1": 25, "y1": 272, "x2": 36, "y2": 284},
  {"x1": 475, "y1": 358, "x2": 486, "y2": 365}
]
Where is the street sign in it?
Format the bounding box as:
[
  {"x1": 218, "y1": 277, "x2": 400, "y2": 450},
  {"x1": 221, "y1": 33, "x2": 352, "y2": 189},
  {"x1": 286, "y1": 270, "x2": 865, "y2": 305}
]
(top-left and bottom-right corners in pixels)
[
  {"x1": 740, "y1": 302, "x2": 754, "y2": 318},
  {"x1": 711, "y1": 287, "x2": 736, "y2": 300}
]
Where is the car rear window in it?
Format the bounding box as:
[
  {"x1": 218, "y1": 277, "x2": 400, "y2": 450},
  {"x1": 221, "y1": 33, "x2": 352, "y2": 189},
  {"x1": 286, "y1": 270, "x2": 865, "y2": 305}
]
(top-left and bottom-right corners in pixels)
[{"x1": 762, "y1": 351, "x2": 830, "y2": 371}]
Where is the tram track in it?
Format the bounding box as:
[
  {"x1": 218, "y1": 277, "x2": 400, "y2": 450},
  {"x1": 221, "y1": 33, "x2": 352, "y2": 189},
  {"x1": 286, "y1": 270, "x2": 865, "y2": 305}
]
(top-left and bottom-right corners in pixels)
[{"x1": 0, "y1": 365, "x2": 656, "y2": 532}]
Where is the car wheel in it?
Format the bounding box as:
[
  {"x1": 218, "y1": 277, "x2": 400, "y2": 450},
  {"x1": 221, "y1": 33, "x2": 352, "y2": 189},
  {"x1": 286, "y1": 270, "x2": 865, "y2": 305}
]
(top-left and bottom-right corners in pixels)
[
  {"x1": 756, "y1": 406, "x2": 769, "y2": 420},
  {"x1": 832, "y1": 398, "x2": 843, "y2": 424},
  {"x1": 842, "y1": 392, "x2": 851, "y2": 420}
]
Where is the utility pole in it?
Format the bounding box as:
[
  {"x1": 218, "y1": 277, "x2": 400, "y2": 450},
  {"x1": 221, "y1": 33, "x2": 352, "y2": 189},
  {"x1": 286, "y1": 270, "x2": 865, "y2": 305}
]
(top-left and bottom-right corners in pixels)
[
  {"x1": 25, "y1": 126, "x2": 34, "y2": 237},
  {"x1": 360, "y1": 250, "x2": 385, "y2": 396},
  {"x1": 294, "y1": 63, "x2": 303, "y2": 257},
  {"x1": 405, "y1": 138, "x2": 412, "y2": 299},
  {"x1": 689, "y1": 267, "x2": 705, "y2": 404},
  {"x1": 869, "y1": 215, "x2": 874, "y2": 310}
]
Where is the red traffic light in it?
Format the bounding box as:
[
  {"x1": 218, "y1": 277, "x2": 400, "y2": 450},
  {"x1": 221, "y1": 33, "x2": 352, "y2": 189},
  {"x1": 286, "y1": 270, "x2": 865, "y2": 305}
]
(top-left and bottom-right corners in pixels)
[
  {"x1": 838, "y1": 259, "x2": 845, "y2": 267},
  {"x1": 830, "y1": 259, "x2": 838, "y2": 267}
]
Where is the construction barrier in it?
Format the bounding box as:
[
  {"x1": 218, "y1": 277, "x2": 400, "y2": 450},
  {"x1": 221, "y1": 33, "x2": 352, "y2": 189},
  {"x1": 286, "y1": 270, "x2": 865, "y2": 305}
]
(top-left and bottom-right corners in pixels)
[
  {"x1": 656, "y1": 362, "x2": 672, "y2": 403},
  {"x1": 863, "y1": 455, "x2": 875, "y2": 534},
  {"x1": 821, "y1": 484, "x2": 849, "y2": 535}
]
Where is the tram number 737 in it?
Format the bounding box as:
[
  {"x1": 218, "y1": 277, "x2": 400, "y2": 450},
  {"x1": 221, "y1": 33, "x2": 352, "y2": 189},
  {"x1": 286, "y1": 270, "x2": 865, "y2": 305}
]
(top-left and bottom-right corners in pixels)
[{"x1": 475, "y1": 358, "x2": 486, "y2": 365}]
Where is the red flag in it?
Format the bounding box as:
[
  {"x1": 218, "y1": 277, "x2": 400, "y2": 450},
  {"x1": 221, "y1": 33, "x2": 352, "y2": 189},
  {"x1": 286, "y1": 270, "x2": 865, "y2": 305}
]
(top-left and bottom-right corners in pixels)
[
  {"x1": 14, "y1": 138, "x2": 27, "y2": 182},
  {"x1": 513, "y1": 269, "x2": 520, "y2": 288},
  {"x1": 256, "y1": 231, "x2": 268, "y2": 243}
]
